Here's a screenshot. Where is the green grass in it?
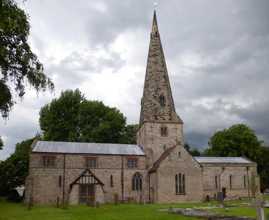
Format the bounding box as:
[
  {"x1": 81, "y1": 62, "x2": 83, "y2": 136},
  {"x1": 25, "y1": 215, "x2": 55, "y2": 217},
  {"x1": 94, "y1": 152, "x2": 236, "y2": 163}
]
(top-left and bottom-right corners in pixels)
[{"x1": 0, "y1": 198, "x2": 268, "y2": 220}]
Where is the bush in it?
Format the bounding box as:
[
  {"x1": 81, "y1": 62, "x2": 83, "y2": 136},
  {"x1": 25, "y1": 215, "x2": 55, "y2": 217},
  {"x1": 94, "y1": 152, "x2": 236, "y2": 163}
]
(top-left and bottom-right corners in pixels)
[{"x1": 6, "y1": 190, "x2": 23, "y2": 203}]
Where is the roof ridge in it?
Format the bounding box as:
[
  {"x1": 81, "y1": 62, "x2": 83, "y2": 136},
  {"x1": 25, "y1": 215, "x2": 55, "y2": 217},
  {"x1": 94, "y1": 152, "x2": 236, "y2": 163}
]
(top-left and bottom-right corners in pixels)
[
  {"x1": 194, "y1": 156, "x2": 255, "y2": 164},
  {"x1": 33, "y1": 141, "x2": 145, "y2": 156},
  {"x1": 38, "y1": 140, "x2": 138, "y2": 146},
  {"x1": 149, "y1": 145, "x2": 176, "y2": 173}
]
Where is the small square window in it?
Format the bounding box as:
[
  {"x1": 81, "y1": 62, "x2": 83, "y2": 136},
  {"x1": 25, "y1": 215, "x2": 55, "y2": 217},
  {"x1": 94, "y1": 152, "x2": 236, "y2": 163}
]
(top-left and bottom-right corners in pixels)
[
  {"x1": 43, "y1": 156, "x2": 56, "y2": 167},
  {"x1": 86, "y1": 157, "x2": 97, "y2": 168},
  {"x1": 127, "y1": 158, "x2": 138, "y2": 168}
]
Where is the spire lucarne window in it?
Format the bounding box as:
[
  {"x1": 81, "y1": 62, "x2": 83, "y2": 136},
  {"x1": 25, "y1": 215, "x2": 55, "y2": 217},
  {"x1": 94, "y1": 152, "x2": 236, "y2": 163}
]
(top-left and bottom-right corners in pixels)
[{"x1": 159, "y1": 95, "x2": 165, "y2": 107}]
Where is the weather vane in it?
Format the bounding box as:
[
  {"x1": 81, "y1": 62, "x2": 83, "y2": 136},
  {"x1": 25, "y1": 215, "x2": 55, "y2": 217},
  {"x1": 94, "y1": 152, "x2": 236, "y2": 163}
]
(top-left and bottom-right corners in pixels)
[{"x1": 154, "y1": 1, "x2": 158, "y2": 10}]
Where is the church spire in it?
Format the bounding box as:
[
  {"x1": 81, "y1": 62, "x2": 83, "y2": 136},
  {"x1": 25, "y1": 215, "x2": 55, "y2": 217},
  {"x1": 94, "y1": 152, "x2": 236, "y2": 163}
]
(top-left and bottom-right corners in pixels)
[
  {"x1": 152, "y1": 10, "x2": 158, "y2": 33},
  {"x1": 139, "y1": 11, "x2": 183, "y2": 125}
]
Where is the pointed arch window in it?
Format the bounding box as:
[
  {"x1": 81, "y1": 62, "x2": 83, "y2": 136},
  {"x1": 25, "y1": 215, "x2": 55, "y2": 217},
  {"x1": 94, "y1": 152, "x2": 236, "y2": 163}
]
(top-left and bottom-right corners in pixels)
[
  {"x1": 229, "y1": 175, "x2": 233, "y2": 189},
  {"x1": 132, "y1": 172, "x2": 142, "y2": 191},
  {"x1": 215, "y1": 176, "x2": 218, "y2": 189},
  {"x1": 175, "y1": 173, "x2": 185, "y2": 195},
  {"x1": 58, "y1": 175, "x2": 62, "y2": 188},
  {"x1": 243, "y1": 175, "x2": 247, "y2": 189}
]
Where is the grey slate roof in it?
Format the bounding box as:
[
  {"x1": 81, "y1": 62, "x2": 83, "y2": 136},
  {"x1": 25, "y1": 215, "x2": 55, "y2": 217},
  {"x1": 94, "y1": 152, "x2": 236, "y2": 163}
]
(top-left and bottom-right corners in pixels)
[
  {"x1": 32, "y1": 141, "x2": 145, "y2": 156},
  {"x1": 194, "y1": 156, "x2": 254, "y2": 164}
]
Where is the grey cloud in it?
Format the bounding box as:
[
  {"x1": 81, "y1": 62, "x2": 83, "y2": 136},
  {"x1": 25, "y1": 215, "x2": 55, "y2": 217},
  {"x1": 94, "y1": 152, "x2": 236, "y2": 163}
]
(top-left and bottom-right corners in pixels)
[
  {"x1": 45, "y1": 49, "x2": 125, "y2": 90},
  {"x1": 85, "y1": 1, "x2": 152, "y2": 46},
  {"x1": 0, "y1": 97, "x2": 42, "y2": 159},
  {"x1": 185, "y1": 132, "x2": 210, "y2": 150},
  {"x1": 229, "y1": 100, "x2": 269, "y2": 144},
  {"x1": 1, "y1": 0, "x2": 269, "y2": 160}
]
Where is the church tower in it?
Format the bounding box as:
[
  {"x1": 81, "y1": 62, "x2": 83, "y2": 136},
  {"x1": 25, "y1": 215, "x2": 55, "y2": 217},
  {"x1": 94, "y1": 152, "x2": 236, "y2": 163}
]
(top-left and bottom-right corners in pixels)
[{"x1": 137, "y1": 11, "x2": 184, "y2": 166}]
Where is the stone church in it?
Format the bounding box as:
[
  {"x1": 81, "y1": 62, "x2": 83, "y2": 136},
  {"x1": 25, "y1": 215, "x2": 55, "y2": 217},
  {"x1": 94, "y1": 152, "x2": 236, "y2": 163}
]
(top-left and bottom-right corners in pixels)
[{"x1": 25, "y1": 11, "x2": 258, "y2": 205}]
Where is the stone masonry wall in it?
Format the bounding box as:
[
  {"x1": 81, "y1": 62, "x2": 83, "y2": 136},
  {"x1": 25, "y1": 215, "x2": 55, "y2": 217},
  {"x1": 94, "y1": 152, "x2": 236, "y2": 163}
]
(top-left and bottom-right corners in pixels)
[
  {"x1": 156, "y1": 145, "x2": 203, "y2": 203},
  {"x1": 26, "y1": 153, "x2": 146, "y2": 205},
  {"x1": 137, "y1": 122, "x2": 183, "y2": 165},
  {"x1": 201, "y1": 164, "x2": 258, "y2": 199}
]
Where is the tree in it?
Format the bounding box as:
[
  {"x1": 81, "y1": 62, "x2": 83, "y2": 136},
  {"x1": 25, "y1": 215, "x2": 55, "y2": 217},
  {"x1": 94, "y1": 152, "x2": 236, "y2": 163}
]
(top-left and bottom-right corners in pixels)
[
  {"x1": 184, "y1": 143, "x2": 201, "y2": 156},
  {"x1": 78, "y1": 100, "x2": 126, "y2": 143},
  {"x1": 0, "y1": 136, "x2": 3, "y2": 150},
  {"x1": 39, "y1": 89, "x2": 127, "y2": 143},
  {"x1": 0, "y1": 137, "x2": 34, "y2": 196},
  {"x1": 258, "y1": 146, "x2": 269, "y2": 192},
  {"x1": 206, "y1": 124, "x2": 262, "y2": 161},
  {"x1": 204, "y1": 124, "x2": 269, "y2": 191},
  {"x1": 39, "y1": 89, "x2": 84, "y2": 142},
  {"x1": 0, "y1": 0, "x2": 54, "y2": 118},
  {"x1": 190, "y1": 148, "x2": 201, "y2": 156},
  {"x1": 119, "y1": 124, "x2": 138, "y2": 144}
]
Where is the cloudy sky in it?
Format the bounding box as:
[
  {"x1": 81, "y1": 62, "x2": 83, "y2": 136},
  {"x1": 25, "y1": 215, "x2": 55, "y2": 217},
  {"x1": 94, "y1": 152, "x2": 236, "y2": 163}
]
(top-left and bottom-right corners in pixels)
[{"x1": 1, "y1": 0, "x2": 269, "y2": 159}]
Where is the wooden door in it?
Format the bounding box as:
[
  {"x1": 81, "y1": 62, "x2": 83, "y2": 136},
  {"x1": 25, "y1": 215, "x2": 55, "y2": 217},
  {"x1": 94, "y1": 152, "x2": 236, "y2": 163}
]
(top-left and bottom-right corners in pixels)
[
  {"x1": 222, "y1": 187, "x2": 226, "y2": 198},
  {"x1": 79, "y1": 184, "x2": 95, "y2": 205},
  {"x1": 150, "y1": 187, "x2": 155, "y2": 203}
]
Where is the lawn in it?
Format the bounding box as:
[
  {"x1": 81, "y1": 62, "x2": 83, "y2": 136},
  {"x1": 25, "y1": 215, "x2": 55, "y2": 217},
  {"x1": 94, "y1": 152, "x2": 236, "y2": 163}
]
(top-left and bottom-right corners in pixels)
[{"x1": 0, "y1": 198, "x2": 268, "y2": 220}]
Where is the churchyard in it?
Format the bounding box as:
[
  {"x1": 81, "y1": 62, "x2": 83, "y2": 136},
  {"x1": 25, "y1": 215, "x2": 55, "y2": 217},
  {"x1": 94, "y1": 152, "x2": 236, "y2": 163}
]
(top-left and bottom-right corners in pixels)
[{"x1": 0, "y1": 196, "x2": 268, "y2": 220}]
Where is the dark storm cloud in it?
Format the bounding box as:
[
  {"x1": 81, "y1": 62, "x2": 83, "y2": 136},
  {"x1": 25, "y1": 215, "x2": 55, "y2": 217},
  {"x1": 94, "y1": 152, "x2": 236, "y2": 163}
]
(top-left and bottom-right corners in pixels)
[
  {"x1": 85, "y1": 1, "x2": 152, "y2": 46},
  {"x1": 0, "y1": 91, "x2": 51, "y2": 159},
  {"x1": 160, "y1": 0, "x2": 269, "y2": 149},
  {"x1": 45, "y1": 50, "x2": 125, "y2": 89},
  {"x1": 185, "y1": 132, "x2": 210, "y2": 149},
  {"x1": 229, "y1": 100, "x2": 269, "y2": 143},
  {"x1": 1, "y1": 0, "x2": 269, "y2": 159},
  {"x1": 159, "y1": 1, "x2": 269, "y2": 57}
]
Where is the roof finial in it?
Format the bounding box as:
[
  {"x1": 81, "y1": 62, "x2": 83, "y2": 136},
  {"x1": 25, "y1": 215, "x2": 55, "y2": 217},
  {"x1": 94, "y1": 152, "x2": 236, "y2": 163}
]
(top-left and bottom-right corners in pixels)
[
  {"x1": 152, "y1": 3, "x2": 158, "y2": 33},
  {"x1": 153, "y1": 1, "x2": 158, "y2": 10}
]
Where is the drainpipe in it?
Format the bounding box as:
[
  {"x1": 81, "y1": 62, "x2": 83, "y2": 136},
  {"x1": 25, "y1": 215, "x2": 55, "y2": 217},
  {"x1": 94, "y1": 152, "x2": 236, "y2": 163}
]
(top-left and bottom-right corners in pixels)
[
  {"x1": 121, "y1": 155, "x2": 124, "y2": 202},
  {"x1": 219, "y1": 167, "x2": 225, "y2": 192},
  {"x1": 218, "y1": 166, "x2": 225, "y2": 206},
  {"x1": 62, "y1": 154, "x2": 66, "y2": 206},
  {"x1": 247, "y1": 166, "x2": 250, "y2": 200},
  {"x1": 148, "y1": 173, "x2": 151, "y2": 202}
]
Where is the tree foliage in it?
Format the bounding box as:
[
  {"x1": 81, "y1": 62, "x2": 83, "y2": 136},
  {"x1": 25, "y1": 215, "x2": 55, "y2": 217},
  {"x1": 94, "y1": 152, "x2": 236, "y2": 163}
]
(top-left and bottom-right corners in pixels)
[
  {"x1": 0, "y1": 0, "x2": 54, "y2": 118},
  {"x1": 0, "y1": 136, "x2": 3, "y2": 150},
  {"x1": 205, "y1": 124, "x2": 262, "y2": 161},
  {"x1": 39, "y1": 89, "x2": 84, "y2": 142},
  {"x1": 119, "y1": 124, "x2": 138, "y2": 144},
  {"x1": 0, "y1": 137, "x2": 34, "y2": 196},
  {"x1": 39, "y1": 89, "x2": 128, "y2": 143},
  {"x1": 184, "y1": 143, "x2": 201, "y2": 156},
  {"x1": 79, "y1": 101, "x2": 127, "y2": 143},
  {"x1": 204, "y1": 124, "x2": 269, "y2": 191},
  {"x1": 258, "y1": 146, "x2": 269, "y2": 191}
]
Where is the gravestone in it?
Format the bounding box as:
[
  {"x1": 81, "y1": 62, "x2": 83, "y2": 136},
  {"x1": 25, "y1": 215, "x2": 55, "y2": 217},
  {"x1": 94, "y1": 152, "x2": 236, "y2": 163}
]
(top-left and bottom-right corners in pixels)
[{"x1": 217, "y1": 192, "x2": 224, "y2": 208}]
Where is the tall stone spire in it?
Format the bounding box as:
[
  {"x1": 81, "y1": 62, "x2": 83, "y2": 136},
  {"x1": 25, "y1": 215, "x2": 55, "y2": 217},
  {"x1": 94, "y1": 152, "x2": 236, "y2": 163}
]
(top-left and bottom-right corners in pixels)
[{"x1": 139, "y1": 11, "x2": 182, "y2": 125}]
